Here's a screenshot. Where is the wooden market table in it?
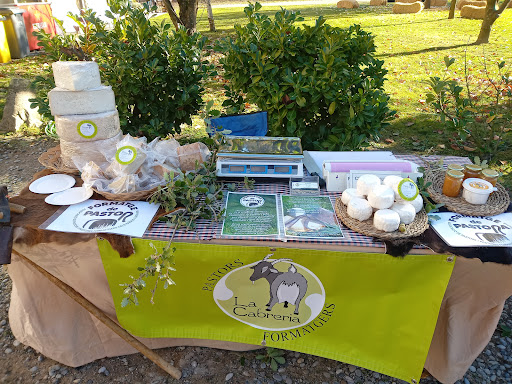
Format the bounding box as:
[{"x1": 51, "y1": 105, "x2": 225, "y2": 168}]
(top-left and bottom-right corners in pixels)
[{"x1": 6, "y1": 155, "x2": 512, "y2": 384}]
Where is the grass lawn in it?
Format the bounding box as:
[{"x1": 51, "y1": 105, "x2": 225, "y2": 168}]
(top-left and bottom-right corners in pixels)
[
  {"x1": 156, "y1": 3, "x2": 512, "y2": 186},
  {"x1": 1, "y1": 3, "x2": 511, "y2": 185}
]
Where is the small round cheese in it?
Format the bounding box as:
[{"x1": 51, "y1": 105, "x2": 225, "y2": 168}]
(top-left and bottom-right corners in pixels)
[
  {"x1": 347, "y1": 198, "x2": 373, "y2": 221},
  {"x1": 374, "y1": 209, "x2": 401, "y2": 232},
  {"x1": 410, "y1": 194, "x2": 424, "y2": 213},
  {"x1": 383, "y1": 175, "x2": 402, "y2": 190},
  {"x1": 341, "y1": 188, "x2": 364, "y2": 205},
  {"x1": 356, "y1": 174, "x2": 381, "y2": 196},
  {"x1": 367, "y1": 185, "x2": 395, "y2": 209},
  {"x1": 390, "y1": 202, "x2": 416, "y2": 224}
]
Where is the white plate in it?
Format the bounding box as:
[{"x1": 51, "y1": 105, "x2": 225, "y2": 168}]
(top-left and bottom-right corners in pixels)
[
  {"x1": 29, "y1": 174, "x2": 76, "y2": 194},
  {"x1": 45, "y1": 187, "x2": 93, "y2": 206}
]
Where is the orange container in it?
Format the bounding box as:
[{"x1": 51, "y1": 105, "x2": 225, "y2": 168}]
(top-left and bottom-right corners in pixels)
[{"x1": 442, "y1": 170, "x2": 464, "y2": 197}]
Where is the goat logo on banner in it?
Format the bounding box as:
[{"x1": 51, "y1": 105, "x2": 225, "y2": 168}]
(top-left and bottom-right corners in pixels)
[{"x1": 213, "y1": 254, "x2": 325, "y2": 331}]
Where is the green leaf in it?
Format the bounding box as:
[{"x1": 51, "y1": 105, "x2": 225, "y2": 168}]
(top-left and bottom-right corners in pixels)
[
  {"x1": 270, "y1": 359, "x2": 278, "y2": 371},
  {"x1": 328, "y1": 101, "x2": 336, "y2": 115}
]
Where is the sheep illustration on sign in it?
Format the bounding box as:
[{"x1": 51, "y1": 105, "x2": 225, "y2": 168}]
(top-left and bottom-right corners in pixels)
[{"x1": 249, "y1": 254, "x2": 308, "y2": 315}]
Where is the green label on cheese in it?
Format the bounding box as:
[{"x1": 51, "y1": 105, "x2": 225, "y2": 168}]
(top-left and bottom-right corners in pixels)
[
  {"x1": 115, "y1": 146, "x2": 137, "y2": 165},
  {"x1": 77, "y1": 120, "x2": 98, "y2": 139},
  {"x1": 397, "y1": 178, "x2": 419, "y2": 201}
]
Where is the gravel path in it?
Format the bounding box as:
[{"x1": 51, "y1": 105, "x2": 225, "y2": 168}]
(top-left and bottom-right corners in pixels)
[{"x1": 0, "y1": 136, "x2": 511, "y2": 384}]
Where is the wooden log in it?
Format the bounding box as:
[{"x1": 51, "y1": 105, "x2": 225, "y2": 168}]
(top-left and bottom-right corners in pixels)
[{"x1": 12, "y1": 249, "x2": 182, "y2": 380}]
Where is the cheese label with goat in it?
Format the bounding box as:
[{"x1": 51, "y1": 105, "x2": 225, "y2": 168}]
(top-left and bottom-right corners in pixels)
[
  {"x1": 115, "y1": 146, "x2": 137, "y2": 165},
  {"x1": 77, "y1": 120, "x2": 98, "y2": 139},
  {"x1": 397, "y1": 178, "x2": 419, "y2": 201}
]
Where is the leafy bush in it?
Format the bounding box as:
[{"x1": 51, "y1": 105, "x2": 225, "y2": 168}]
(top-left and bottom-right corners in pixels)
[
  {"x1": 31, "y1": 0, "x2": 214, "y2": 140},
  {"x1": 216, "y1": 3, "x2": 393, "y2": 150},
  {"x1": 426, "y1": 56, "x2": 512, "y2": 162}
]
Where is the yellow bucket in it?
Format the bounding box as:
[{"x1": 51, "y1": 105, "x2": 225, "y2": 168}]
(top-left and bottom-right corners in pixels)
[{"x1": 0, "y1": 17, "x2": 11, "y2": 63}]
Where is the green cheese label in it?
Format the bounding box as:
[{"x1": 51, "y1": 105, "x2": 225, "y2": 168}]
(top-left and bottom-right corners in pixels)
[
  {"x1": 397, "y1": 178, "x2": 419, "y2": 201},
  {"x1": 115, "y1": 146, "x2": 137, "y2": 165},
  {"x1": 77, "y1": 120, "x2": 98, "y2": 139}
]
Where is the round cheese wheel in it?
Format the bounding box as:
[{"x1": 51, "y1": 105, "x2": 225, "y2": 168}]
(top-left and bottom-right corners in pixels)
[
  {"x1": 356, "y1": 174, "x2": 381, "y2": 196},
  {"x1": 410, "y1": 194, "x2": 424, "y2": 213},
  {"x1": 347, "y1": 198, "x2": 373, "y2": 221},
  {"x1": 373, "y1": 209, "x2": 400, "y2": 232},
  {"x1": 341, "y1": 188, "x2": 364, "y2": 205},
  {"x1": 367, "y1": 185, "x2": 395, "y2": 209},
  {"x1": 390, "y1": 202, "x2": 416, "y2": 224}
]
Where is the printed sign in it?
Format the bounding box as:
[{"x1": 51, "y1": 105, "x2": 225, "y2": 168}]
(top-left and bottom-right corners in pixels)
[
  {"x1": 116, "y1": 146, "x2": 137, "y2": 165},
  {"x1": 77, "y1": 120, "x2": 98, "y2": 139},
  {"x1": 99, "y1": 240, "x2": 454, "y2": 384},
  {"x1": 213, "y1": 253, "x2": 325, "y2": 331},
  {"x1": 43, "y1": 199, "x2": 160, "y2": 237},
  {"x1": 430, "y1": 212, "x2": 512, "y2": 247},
  {"x1": 280, "y1": 195, "x2": 343, "y2": 239},
  {"x1": 222, "y1": 192, "x2": 280, "y2": 237}
]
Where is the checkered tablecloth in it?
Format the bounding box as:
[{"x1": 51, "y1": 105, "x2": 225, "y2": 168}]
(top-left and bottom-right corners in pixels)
[{"x1": 143, "y1": 155, "x2": 471, "y2": 249}]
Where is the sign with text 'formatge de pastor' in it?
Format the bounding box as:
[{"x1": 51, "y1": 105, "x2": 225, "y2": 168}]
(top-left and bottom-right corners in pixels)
[{"x1": 43, "y1": 199, "x2": 160, "y2": 238}]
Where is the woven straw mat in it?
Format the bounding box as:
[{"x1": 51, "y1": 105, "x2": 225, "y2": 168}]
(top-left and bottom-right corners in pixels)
[
  {"x1": 426, "y1": 169, "x2": 510, "y2": 216},
  {"x1": 334, "y1": 197, "x2": 429, "y2": 240}
]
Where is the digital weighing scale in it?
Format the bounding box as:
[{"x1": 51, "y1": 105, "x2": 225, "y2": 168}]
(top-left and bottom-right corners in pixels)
[{"x1": 216, "y1": 136, "x2": 304, "y2": 178}]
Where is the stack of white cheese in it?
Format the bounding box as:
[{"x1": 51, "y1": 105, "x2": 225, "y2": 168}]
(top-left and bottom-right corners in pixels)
[
  {"x1": 342, "y1": 174, "x2": 424, "y2": 232},
  {"x1": 48, "y1": 61, "x2": 122, "y2": 168}
]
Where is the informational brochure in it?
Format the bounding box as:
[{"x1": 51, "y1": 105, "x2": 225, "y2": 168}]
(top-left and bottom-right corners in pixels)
[
  {"x1": 221, "y1": 192, "x2": 280, "y2": 237},
  {"x1": 429, "y1": 212, "x2": 512, "y2": 247},
  {"x1": 280, "y1": 195, "x2": 344, "y2": 239},
  {"x1": 42, "y1": 199, "x2": 160, "y2": 238}
]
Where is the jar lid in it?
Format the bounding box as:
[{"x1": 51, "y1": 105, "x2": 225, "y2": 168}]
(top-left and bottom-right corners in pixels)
[
  {"x1": 447, "y1": 170, "x2": 464, "y2": 179},
  {"x1": 464, "y1": 164, "x2": 482, "y2": 172},
  {"x1": 447, "y1": 164, "x2": 464, "y2": 171},
  {"x1": 462, "y1": 178, "x2": 493, "y2": 194},
  {"x1": 481, "y1": 168, "x2": 499, "y2": 178}
]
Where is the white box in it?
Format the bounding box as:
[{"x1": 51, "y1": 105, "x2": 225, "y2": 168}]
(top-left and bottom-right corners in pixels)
[
  {"x1": 323, "y1": 161, "x2": 422, "y2": 192},
  {"x1": 55, "y1": 110, "x2": 121, "y2": 142},
  {"x1": 49, "y1": 86, "x2": 116, "y2": 116},
  {"x1": 52, "y1": 61, "x2": 102, "y2": 91}
]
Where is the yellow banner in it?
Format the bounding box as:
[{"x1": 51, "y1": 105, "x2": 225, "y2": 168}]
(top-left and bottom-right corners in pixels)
[{"x1": 98, "y1": 239, "x2": 454, "y2": 383}]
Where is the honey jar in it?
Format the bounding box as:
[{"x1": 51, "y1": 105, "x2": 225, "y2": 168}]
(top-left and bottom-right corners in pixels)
[
  {"x1": 463, "y1": 164, "x2": 483, "y2": 180},
  {"x1": 442, "y1": 170, "x2": 464, "y2": 197},
  {"x1": 447, "y1": 164, "x2": 464, "y2": 172},
  {"x1": 480, "y1": 168, "x2": 499, "y2": 186}
]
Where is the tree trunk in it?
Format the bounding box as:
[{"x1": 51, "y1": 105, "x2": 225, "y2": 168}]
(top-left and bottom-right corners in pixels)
[
  {"x1": 448, "y1": 0, "x2": 457, "y2": 18},
  {"x1": 161, "y1": 0, "x2": 183, "y2": 30},
  {"x1": 205, "y1": 0, "x2": 216, "y2": 32},
  {"x1": 176, "y1": 0, "x2": 199, "y2": 34},
  {"x1": 424, "y1": 0, "x2": 431, "y2": 9},
  {"x1": 475, "y1": 0, "x2": 511, "y2": 44}
]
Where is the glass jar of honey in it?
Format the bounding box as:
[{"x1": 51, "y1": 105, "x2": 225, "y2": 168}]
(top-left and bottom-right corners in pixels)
[
  {"x1": 442, "y1": 170, "x2": 464, "y2": 197},
  {"x1": 463, "y1": 164, "x2": 483, "y2": 180},
  {"x1": 480, "y1": 168, "x2": 499, "y2": 186},
  {"x1": 447, "y1": 164, "x2": 464, "y2": 172}
]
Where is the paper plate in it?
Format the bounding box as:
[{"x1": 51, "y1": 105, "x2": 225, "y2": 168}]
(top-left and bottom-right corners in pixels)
[
  {"x1": 29, "y1": 174, "x2": 76, "y2": 194},
  {"x1": 45, "y1": 187, "x2": 93, "y2": 206}
]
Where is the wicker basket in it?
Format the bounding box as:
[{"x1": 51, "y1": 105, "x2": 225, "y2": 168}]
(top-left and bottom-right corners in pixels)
[
  {"x1": 425, "y1": 169, "x2": 510, "y2": 216},
  {"x1": 38, "y1": 145, "x2": 80, "y2": 175},
  {"x1": 93, "y1": 186, "x2": 159, "y2": 201},
  {"x1": 334, "y1": 197, "x2": 429, "y2": 240}
]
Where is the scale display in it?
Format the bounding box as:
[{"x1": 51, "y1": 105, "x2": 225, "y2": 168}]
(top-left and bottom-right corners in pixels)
[{"x1": 217, "y1": 159, "x2": 304, "y2": 178}]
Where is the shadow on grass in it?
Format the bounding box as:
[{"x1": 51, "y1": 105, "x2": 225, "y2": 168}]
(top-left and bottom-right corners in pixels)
[{"x1": 378, "y1": 42, "x2": 476, "y2": 58}]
